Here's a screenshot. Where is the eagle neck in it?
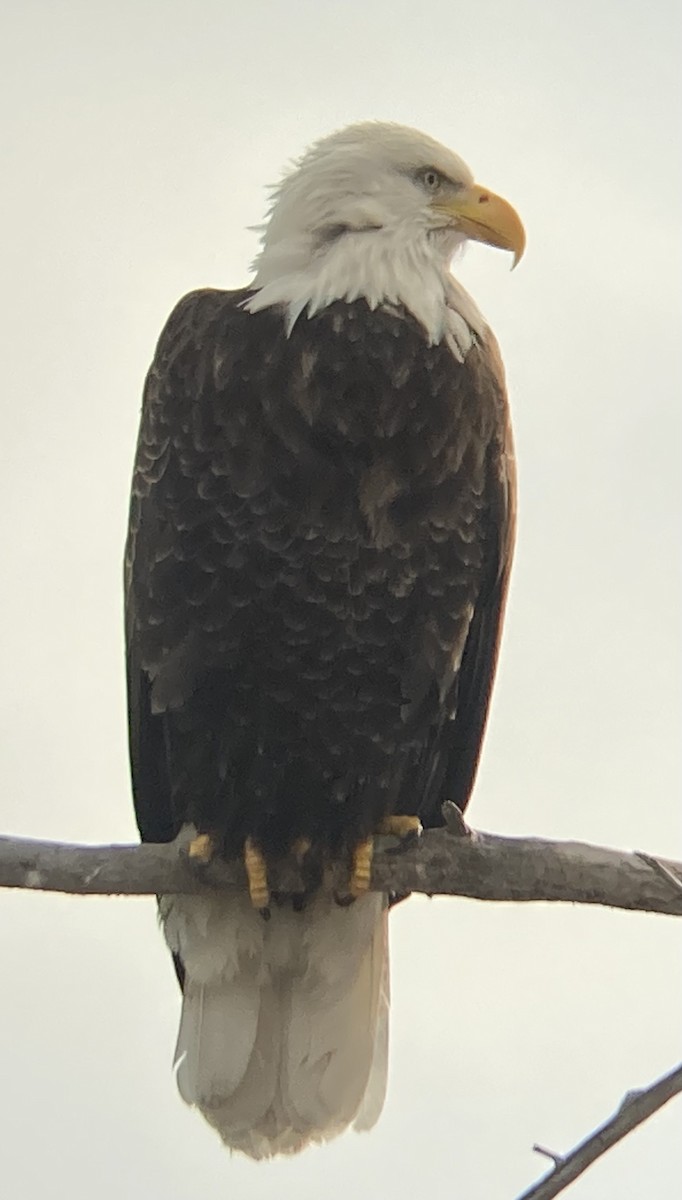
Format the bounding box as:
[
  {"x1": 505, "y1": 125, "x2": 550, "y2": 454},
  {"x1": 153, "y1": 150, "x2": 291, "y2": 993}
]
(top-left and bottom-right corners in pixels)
[{"x1": 245, "y1": 227, "x2": 488, "y2": 362}]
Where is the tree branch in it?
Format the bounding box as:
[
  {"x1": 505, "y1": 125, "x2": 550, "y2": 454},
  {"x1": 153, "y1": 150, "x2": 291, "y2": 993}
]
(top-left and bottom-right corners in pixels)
[
  {"x1": 1, "y1": 824, "x2": 681, "y2": 915},
  {"x1": 516, "y1": 1063, "x2": 682, "y2": 1199}
]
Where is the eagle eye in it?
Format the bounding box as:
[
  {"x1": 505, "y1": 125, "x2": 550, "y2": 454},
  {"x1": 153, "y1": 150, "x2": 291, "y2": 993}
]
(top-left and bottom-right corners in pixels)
[{"x1": 420, "y1": 168, "x2": 442, "y2": 192}]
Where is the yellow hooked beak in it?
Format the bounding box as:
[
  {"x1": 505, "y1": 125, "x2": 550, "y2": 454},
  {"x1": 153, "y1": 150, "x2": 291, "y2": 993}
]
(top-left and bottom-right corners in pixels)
[{"x1": 435, "y1": 183, "x2": 526, "y2": 267}]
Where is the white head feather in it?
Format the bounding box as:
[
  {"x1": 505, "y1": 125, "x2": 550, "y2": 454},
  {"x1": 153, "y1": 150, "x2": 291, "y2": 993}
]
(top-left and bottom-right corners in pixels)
[{"x1": 245, "y1": 122, "x2": 489, "y2": 357}]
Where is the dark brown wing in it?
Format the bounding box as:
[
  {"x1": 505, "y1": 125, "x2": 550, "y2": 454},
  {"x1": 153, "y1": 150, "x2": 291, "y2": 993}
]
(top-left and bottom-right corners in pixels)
[
  {"x1": 414, "y1": 331, "x2": 516, "y2": 827},
  {"x1": 124, "y1": 288, "x2": 243, "y2": 843}
]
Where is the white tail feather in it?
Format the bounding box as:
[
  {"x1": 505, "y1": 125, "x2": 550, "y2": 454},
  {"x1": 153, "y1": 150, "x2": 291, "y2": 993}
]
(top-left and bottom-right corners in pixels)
[
  {"x1": 160, "y1": 886, "x2": 389, "y2": 1158},
  {"x1": 174, "y1": 975, "x2": 262, "y2": 1102},
  {"x1": 353, "y1": 926, "x2": 390, "y2": 1131}
]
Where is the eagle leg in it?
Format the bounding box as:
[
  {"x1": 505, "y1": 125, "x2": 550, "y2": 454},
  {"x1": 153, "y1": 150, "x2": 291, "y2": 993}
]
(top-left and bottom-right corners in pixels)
[
  {"x1": 187, "y1": 831, "x2": 219, "y2": 865},
  {"x1": 348, "y1": 836, "x2": 375, "y2": 898},
  {"x1": 376, "y1": 814, "x2": 422, "y2": 847},
  {"x1": 335, "y1": 817, "x2": 422, "y2": 906},
  {"x1": 244, "y1": 837, "x2": 271, "y2": 915}
]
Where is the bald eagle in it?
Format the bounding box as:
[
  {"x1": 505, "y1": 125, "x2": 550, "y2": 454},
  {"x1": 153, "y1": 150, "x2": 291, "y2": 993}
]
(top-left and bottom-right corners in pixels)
[{"x1": 125, "y1": 122, "x2": 523, "y2": 1158}]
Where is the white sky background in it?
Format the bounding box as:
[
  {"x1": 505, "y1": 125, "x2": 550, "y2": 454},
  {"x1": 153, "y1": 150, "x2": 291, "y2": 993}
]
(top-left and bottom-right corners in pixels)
[{"x1": 0, "y1": 0, "x2": 680, "y2": 1196}]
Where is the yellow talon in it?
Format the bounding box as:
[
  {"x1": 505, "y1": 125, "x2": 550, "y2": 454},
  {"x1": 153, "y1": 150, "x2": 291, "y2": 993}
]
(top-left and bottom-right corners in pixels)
[
  {"x1": 376, "y1": 815, "x2": 422, "y2": 839},
  {"x1": 349, "y1": 837, "x2": 374, "y2": 897},
  {"x1": 187, "y1": 832, "x2": 218, "y2": 864},
  {"x1": 244, "y1": 838, "x2": 270, "y2": 910}
]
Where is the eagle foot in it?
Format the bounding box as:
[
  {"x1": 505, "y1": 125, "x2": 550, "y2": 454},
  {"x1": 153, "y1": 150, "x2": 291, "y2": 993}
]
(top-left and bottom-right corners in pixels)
[
  {"x1": 377, "y1": 814, "x2": 422, "y2": 853},
  {"x1": 244, "y1": 837, "x2": 271, "y2": 916},
  {"x1": 333, "y1": 837, "x2": 375, "y2": 906},
  {"x1": 333, "y1": 818, "x2": 421, "y2": 906},
  {"x1": 187, "y1": 831, "x2": 219, "y2": 865},
  {"x1": 350, "y1": 836, "x2": 374, "y2": 896}
]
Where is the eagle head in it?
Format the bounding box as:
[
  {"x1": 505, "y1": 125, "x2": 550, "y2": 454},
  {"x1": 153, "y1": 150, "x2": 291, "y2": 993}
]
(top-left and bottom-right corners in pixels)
[{"x1": 247, "y1": 121, "x2": 525, "y2": 345}]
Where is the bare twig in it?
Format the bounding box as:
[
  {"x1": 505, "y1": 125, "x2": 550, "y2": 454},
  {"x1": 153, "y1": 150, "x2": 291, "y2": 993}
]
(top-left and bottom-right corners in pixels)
[
  {"x1": 636, "y1": 851, "x2": 682, "y2": 895},
  {"x1": 517, "y1": 1063, "x2": 682, "y2": 1199},
  {"x1": 441, "y1": 800, "x2": 472, "y2": 838},
  {"x1": 0, "y1": 829, "x2": 681, "y2": 915},
  {"x1": 531, "y1": 1145, "x2": 564, "y2": 1169}
]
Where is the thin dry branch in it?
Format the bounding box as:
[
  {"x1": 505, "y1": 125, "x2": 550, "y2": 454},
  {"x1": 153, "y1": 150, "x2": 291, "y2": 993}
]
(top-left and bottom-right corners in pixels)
[
  {"x1": 516, "y1": 1062, "x2": 682, "y2": 1199},
  {"x1": 1, "y1": 826, "x2": 681, "y2": 915}
]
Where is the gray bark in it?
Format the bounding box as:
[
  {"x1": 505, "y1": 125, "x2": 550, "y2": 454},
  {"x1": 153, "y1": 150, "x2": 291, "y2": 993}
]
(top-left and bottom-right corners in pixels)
[{"x1": 1, "y1": 822, "x2": 681, "y2": 916}]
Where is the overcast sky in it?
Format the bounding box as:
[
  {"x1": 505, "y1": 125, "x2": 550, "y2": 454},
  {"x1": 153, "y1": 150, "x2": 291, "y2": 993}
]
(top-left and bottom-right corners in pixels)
[{"x1": 1, "y1": 1, "x2": 680, "y2": 1197}]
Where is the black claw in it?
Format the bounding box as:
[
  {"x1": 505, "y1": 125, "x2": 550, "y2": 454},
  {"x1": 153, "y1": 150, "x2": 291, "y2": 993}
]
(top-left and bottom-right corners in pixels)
[
  {"x1": 183, "y1": 850, "x2": 212, "y2": 876},
  {"x1": 384, "y1": 827, "x2": 421, "y2": 855},
  {"x1": 333, "y1": 891, "x2": 357, "y2": 908}
]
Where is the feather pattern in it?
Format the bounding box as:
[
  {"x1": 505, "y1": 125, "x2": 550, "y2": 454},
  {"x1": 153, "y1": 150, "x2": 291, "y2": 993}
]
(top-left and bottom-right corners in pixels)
[
  {"x1": 125, "y1": 289, "x2": 514, "y2": 853},
  {"x1": 163, "y1": 889, "x2": 388, "y2": 1158}
]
